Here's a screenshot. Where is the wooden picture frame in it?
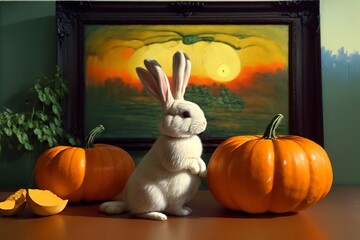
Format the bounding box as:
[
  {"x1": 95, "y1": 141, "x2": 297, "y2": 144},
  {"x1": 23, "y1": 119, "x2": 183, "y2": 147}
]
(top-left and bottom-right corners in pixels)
[{"x1": 56, "y1": 1, "x2": 323, "y2": 150}]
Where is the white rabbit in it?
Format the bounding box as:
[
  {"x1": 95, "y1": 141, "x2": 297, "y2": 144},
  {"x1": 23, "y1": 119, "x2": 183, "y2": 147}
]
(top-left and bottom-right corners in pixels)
[{"x1": 99, "y1": 51, "x2": 207, "y2": 221}]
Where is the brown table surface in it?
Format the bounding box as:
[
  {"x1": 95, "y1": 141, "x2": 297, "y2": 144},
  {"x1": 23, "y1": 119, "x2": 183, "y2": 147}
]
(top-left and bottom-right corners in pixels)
[{"x1": 1, "y1": 186, "x2": 359, "y2": 240}]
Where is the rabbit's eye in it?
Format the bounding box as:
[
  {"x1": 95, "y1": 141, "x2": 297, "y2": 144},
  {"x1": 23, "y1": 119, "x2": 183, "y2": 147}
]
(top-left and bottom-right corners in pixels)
[{"x1": 181, "y1": 111, "x2": 191, "y2": 118}]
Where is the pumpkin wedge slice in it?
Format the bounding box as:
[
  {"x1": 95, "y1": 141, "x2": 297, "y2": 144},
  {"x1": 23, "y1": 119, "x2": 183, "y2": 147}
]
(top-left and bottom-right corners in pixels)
[
  {"x1": 26, "y1": 189, "x2": 68, "y2": 216},
  {"x1": 0, "y1": 189, "x2": 27, "y2": 216}
]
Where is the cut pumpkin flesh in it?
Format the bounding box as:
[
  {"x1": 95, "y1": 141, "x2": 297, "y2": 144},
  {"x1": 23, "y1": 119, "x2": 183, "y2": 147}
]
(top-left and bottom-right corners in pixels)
[
  {"x1": 0, "y1": 189, "x2": 27, "y2": 216},
  {"x1": 26, "y1": 189, "x2": 68, "y2": 216}
]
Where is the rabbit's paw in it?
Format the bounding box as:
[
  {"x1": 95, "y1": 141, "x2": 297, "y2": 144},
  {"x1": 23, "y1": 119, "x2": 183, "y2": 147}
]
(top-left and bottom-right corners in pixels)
[
  {"x1": 188, "y1": 158, "x2": 207, "y2": 177},
  {"x1": 187, "y1": 161, "x2": 200, "y2": 175},
  {"x1": 199, "y1": 168, "x2": 207, "y2": 178},
  {"x1": 198, "y1": 160, "x2": 207, "y2": 178},
  {"x1": 137, "y1": 212, "x2": 168, "y2": 221},
  {"x1": 99, "y1": 201, "x2": 126, "y2": 215},
  {"x1": 167, "y1": 206, "x2": 192, "y2": 216}
]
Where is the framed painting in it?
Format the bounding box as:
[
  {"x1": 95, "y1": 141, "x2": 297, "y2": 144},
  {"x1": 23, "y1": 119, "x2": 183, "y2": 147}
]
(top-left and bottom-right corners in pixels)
[{"x1": 56, "y1": 1, "x2": 323, "y2": 150}]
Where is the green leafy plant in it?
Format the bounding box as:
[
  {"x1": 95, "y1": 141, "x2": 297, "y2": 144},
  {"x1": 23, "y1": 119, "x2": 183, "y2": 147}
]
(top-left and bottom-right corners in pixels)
[{"x1": 0, "y1": 66, "x2": 79, "y2": 154}]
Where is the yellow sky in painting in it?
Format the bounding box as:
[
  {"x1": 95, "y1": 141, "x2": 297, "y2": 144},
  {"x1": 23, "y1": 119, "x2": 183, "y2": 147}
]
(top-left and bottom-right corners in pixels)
[
  {"x1": 85, "y1": 24, "x2": 288, "y2": 86},
  {"x1": 321, "y1": 0, "x2": 360, "y2": 54}
]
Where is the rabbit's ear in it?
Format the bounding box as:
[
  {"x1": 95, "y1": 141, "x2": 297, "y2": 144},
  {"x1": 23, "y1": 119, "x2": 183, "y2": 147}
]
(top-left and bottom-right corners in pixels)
[
  {"x1": 136, "y1": 59, "x2": 174, "y2": 108},
  {"x1": 172, "y1": 51, "x2": 191, "y2": 100}
]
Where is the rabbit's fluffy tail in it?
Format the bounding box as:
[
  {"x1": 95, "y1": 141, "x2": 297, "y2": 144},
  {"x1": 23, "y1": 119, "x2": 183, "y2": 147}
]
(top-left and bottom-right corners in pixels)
[{"x1": 99, "y1": 201, "x2": 127, "y2": 215}]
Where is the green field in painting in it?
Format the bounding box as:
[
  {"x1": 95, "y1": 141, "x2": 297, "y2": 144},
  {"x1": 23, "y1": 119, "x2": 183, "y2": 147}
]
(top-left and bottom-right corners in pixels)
[
  {"x1": 85, "y1": 73, "x2": 288, "y2": 139},
  {"x1": 85, "y1": 96, "x2": 285, "y2": 139}
]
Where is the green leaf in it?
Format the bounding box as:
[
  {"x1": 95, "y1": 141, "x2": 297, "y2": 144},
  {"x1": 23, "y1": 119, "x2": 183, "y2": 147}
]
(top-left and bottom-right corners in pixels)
[
  {"x1": 24, "y1": 143, "x2": 34, "y2": 151},
  {"x1": 49, "y1": 122, "x2": 56, "y2": 131},
  {"x1": 18, "y1": 114, "x2": 26, "y2": 125},
  {"x1": 34, "y1": 83, "x2": 41, "y2": 93},
  {"x1": 12, "y1": 126, "x2": 20, "y2": 135},
  {"x1": 42, "y1": 126, "x2": 51, "y2": 135},
  {"x1": 34, "y1": 128, "x2": 42, "y2": 137},
  {"x1": 68, "y1": 137, "x2": 77, "y2": 146},
  {"x1": 36, "y1": 112, "x2": 48, "y2": 121},
  {"x1": 49, "y1": 95, "x2": 57, "y2": 104},
  {"x1": 4, "y1": 128, "x2": 13, "y2": 136},
  {"x1": 44, "y1": 86, "x2": 51, "y2": 95},
  {"x1": 54, "y1": 117, "x2": 61, "y2": 126},
  {"x1": 61, "y1": 82, "x2": 68, "y2": 93},
  {"x1": 56, "y1": 126, "x2": 63, "y2": 136},
  {"x1": 16, "y1": 131, "x2": 28, "y2": 144},
  {"x1": 6, "y1": 119, "x2": 12, "y2": 128},
  {"x1": 52, "y1": 138, "x2": 59, "y2": 146},
  {"x1": 28, "y1": 121, "x2": 35, "y2": 129},
  {"x1": 38, "y1": 92, "x2": 45, "y2": 102},
  {"x1": 47, "y1": 137, "x2": 54, "y2": 147},
  {"x1": 52, "y1": 104, "x2": 61, "y2": 116}
]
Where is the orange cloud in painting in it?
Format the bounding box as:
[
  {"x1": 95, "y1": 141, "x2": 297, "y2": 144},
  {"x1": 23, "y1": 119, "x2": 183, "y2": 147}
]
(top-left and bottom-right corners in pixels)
[
  {"x1": 87, "y1": 59, "x2": 285, "y2": 94},
  {"x1": 233, "y1": 62, "x2": 286, "y2": 87},
  {"x1": 85, "y1": 24, "x2": 288, "y2": 94},
  {"x1": 86, "y1": 47, "x2": 142, "y2": 88}
]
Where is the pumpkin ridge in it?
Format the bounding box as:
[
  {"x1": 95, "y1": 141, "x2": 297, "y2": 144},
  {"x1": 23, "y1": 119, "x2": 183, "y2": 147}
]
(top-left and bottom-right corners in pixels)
[
  {"x1": 83, "y1": 148, "x2": 102, "y2": 201},
  {"x1": 266, "y1": 139, "x2": 276, "y2": 212},
  {"x1": 273, "y1": 139, "x2": 311, "y2": 212},
  {"x1": 50, "y1": 147, "x2": 75, "y2": 194},
  {"x1": 269, "y1": 139, "x2": 287, "y2": 212},
  {"x1": 226, "y1": 141, "x2": 245, "y2": 210},
  {"x1": 68, "y1": 147, "x2": 86, "y2": 200},
  {"x1": 98, "y1": 148, "x2": 112, "y2": 200},
  {"x1": 255, "y1": 138, "x2": 276, "y2": 212},
  {"x1": 112, "y1": 148, "x2": 127, "y2": 196},
  {"x1": 208, "y1": 138, "x2": 241, "y2": 210},
  {"x1": 109, "y1": 147, "x2": 126, "y2": 199},
  {"x1": 286, "y1": 139, "x2": 311, "y2": 211},
  {"x1": 290, "y1": 138, "x2": 333, "y2": 211},
  {"x1": 228, "y1": 139, "x2": 258, "y2": 211},
  {"x1": 252, "y1": 137, "x2": 277, "y2": 213},
  {"x1": 288, "y1": 142, "x2": 315, "y2": 211}
]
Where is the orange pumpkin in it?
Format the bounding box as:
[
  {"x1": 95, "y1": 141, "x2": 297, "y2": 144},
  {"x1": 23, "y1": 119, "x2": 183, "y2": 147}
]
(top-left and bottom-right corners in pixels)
[
  {"x1": 34, "y1": 125, "x2": 135, "y2": 202},
  {"x1": 207, "y1": 114, "x2": 333, "y2": 213}
]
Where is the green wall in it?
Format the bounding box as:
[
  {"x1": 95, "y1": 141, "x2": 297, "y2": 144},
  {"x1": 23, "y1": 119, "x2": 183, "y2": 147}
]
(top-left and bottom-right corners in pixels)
[
  {"x1": 0, "y1": 2, "x2": 56, "y2": 106},
  {"x1": 0, "y1": 2, "x2": 56, "y2": 189},
  {"x1": 0, "y1": 1, "x2": 359, "y2": 189}
]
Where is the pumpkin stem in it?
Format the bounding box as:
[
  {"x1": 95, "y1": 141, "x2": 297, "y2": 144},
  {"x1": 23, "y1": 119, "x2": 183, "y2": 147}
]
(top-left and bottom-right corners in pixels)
[
  {"x1": 84, "y1": 124, "x2": 105, "y2": 148},
  {"x1": 262, "y1": 114, "x2": 284, "y2": 140}
]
